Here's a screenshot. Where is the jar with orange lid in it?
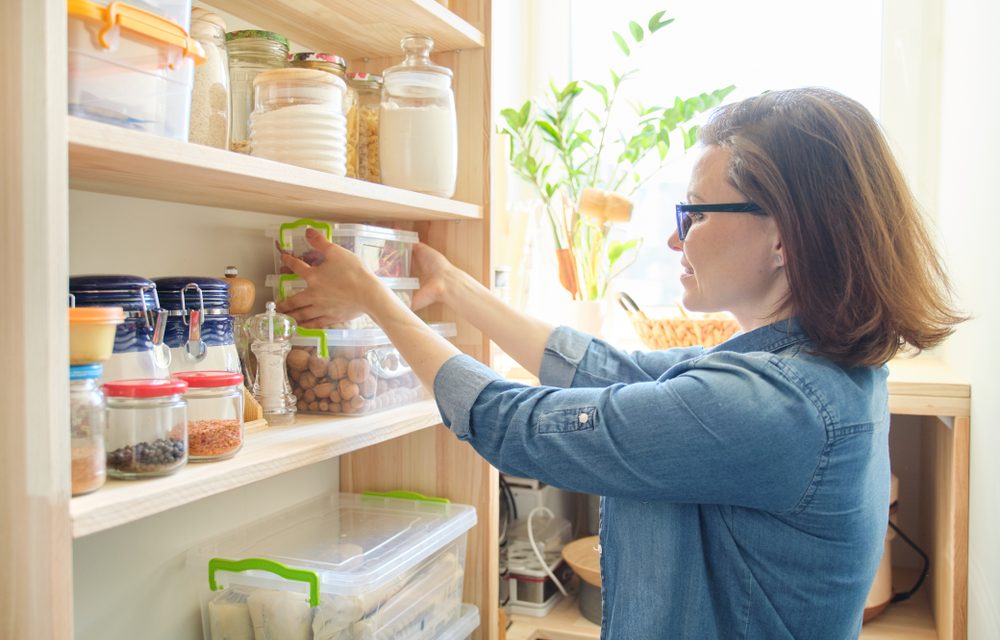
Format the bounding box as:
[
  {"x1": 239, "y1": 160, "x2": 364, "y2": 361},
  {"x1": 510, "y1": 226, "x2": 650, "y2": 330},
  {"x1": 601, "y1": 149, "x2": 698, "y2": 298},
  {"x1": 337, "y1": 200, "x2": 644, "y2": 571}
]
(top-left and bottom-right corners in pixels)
[
  {"x1": 291, "y1": 52, "x2": 358, "y2": 178},
  {"x1": 68, "y1": 303, "x2": 125, "y2": 364}
]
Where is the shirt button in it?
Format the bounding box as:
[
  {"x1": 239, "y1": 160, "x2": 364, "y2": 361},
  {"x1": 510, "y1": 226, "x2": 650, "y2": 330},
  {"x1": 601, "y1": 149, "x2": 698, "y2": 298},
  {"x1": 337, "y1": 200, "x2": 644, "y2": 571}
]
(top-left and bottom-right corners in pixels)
[{"x1": 578, "y1": 413, "x2": 589, "y2": 424}]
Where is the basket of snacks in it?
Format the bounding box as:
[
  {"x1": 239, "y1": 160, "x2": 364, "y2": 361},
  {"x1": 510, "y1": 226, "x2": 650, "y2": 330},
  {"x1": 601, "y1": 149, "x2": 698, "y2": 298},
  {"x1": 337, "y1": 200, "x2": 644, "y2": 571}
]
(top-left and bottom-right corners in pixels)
[{"x1": 618, "y1": 293, "x2": 741, "y2": 350}]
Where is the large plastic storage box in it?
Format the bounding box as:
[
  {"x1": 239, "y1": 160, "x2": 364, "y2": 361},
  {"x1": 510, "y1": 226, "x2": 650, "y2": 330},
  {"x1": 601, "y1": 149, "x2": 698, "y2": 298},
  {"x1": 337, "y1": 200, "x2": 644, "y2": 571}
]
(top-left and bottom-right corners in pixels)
[
  {"x1": 189, "y1": 492, "x2": 476, "y2": 640},
  {"x1": 268, "y1": 220, "x2": 419, "y2": 278},
  {"x1": 438, "y1": 604, "x2": 481, "y2": 640},
  {"x1": 68, "y1": 0, "x2": 201, "y2": 139},
  {"x1": 264, "y1": 274, "x2": 419, "y2": 330},
  {"x1": 288, "y1": 322, "x2": 456, "y2": 415}
]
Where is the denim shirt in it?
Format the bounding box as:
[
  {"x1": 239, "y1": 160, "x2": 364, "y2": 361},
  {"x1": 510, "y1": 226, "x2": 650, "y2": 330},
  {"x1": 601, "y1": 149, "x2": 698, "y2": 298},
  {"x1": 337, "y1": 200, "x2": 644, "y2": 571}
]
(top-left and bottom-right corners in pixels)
[{"x1": 434, "y1": 319, "x2": 890, "y2": 639}]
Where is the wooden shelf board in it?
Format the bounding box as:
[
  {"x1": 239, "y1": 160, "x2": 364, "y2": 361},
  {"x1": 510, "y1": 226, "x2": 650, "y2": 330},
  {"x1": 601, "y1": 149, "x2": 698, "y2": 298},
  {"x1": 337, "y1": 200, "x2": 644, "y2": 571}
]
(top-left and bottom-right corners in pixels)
[
  {"x1": 68, "y1": 117, "x2": 482, "y2": 222},
  {"x1": 70, "y1": 399, "x2": 442, "y2": 538},
  {"x1": 207, "y1": 0, "x2": 484, "y2": 57}
]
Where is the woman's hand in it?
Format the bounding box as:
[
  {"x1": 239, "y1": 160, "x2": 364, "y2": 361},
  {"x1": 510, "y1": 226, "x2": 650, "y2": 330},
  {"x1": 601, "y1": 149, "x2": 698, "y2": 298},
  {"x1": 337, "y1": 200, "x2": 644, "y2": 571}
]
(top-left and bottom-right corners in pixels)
[
  {"x1": 411, "y1": 242, "x2": 454, "y2": 310},
  {"x1": 276, "y1": 227, "x2": 383, "y2": 328}
]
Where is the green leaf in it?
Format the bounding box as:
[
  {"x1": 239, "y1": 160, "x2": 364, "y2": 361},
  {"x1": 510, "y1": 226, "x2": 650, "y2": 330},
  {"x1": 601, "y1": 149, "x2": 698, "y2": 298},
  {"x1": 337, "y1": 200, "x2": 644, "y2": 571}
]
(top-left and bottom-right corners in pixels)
[
  {"x1": 608, "y1": 239, "x2": 640, "y2": 269},
  {"x1": 610, "y1": 70, "x2": 622, "y2": 89},
  {"x1": 535, "y1": 120, "x2": 561, "y2": 145},
  {"x1": 613, "y1": 31, "x2": 631, "y2": 56},
  {"x1": 519, "y1": 100, "x2": 531, "y2": 125},
  {"x1": 629, "y1": 21, "x2": 644, "y2": 42},
  {"x1": 500, "y1": 108, "x2": 523, "y2": 131},
  {"x1": 657, "y1": 140, "x2": 670, "y2": 160},
  {"x1": 648, "y1": 12, "x2": 674, "y2": 33},
  {"x1": 584, "y1": 81, "x2": 610, "y2": 109}
]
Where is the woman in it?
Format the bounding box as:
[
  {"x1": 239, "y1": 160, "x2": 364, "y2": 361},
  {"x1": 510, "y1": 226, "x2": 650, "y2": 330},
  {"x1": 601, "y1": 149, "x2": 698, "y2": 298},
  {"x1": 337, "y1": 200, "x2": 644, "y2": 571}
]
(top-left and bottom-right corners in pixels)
[{"x1": 277, "y1": 88, "x2": 963, "y2": 639}]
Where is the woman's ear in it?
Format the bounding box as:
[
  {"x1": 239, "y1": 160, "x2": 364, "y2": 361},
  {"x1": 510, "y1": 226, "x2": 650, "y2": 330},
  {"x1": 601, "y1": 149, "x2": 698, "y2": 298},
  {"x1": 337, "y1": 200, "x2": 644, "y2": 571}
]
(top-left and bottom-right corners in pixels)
[{"x1": 773, "y1": 234, "x2": 785, "y2": 268}]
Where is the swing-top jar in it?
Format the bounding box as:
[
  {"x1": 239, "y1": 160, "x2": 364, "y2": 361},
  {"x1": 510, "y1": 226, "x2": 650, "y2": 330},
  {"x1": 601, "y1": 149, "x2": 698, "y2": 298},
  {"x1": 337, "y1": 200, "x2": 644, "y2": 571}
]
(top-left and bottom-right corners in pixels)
[{"x1": 380, "y1": 34, "x2": 457, "y2": 197}]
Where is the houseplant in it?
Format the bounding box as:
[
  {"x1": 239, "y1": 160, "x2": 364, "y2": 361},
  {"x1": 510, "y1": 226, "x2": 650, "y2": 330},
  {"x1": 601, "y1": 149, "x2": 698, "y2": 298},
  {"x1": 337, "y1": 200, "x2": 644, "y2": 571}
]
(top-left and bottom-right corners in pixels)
[{"x1": 500, "y1": 10, "x2": 735, "y2": 301}]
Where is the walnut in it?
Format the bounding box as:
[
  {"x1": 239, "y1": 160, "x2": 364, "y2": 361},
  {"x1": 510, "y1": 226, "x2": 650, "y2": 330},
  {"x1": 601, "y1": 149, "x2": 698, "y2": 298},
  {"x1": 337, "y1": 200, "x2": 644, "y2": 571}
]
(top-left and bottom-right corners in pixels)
[
  {"x1": 319, "y1": 401, "x2": 329, "y2": 412},
  {"x1": 303, "y1": 389, "x2": 316, "y2": 403},
  {"x1": 339, "y1": 378, "x2": 359, "y2": 400},
  {"x1": 327, "y1": 357, "x2": 349, "y2": 380},
  {"x1": 349, "y1": 395, "x2": 366, "y2": 412},
  {"x1": 347, "y1": 358, "x2": 370, "y2": 384},
  {"x1": 327, "y1": 402, "x2": 341, "y2": 413},
  {"x1": 308, "y1": 355, "x2": 328, "y2": 378},
  {"x1": 287, "y1": 348, "x2": 310, "y2": 371},
  {"x1": 328, "y1": 388, "x2": 342, "y2": 403},
  {"x1": 299, "y1": 371, "x2": 317, "y2": 389},
  {"x1": 307, "y1": 401, "x2": 319, "y2": 412},
  {"x1": 360, "y1": 374, "x2": 377, "y2": 399}
]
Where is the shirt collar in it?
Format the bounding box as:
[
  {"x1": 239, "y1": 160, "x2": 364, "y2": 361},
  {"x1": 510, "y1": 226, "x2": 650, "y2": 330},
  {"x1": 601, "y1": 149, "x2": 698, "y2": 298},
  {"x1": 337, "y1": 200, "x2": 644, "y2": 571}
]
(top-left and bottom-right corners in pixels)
[{"x1": 707, "y1": 317, "x2": 810, "y2": 355}]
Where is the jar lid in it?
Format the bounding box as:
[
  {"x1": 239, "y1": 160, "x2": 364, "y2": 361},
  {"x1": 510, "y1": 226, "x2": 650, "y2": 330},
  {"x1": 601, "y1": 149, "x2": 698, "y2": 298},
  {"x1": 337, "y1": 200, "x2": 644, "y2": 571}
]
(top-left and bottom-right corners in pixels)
[
  {"x1": 290, "y1": 52, "x2": 347, "y2": 71},
  {"x1": 154, "y1": 277, "x2": 230, "y2": 310},
  {"x1": 225, "y1": 29, "x2": 289, "y2": 47},
  {"x1": 347, "y1": 72, "x2": 383, "y2": 86},
  {"x1": 383, "y1": 34, "x2": 453, "y2": 79},
  {"x1": 253, "y1": 67, "x2": 345, "y2": 90},
  {"x1": 70, "y1": 275, "x2": 160, "y2": 311},
  {"x1": 191, "y1": 7, "x2": 226, "y2": 30},
  {"x1": 68, "y1": 306, "x2": 126, "y2": 325},
  {"x1": 70, "y1": 363, "x2": 103, "y2": 380},
  {"x1": 104, "y1": 378, "x2": 188, "y2": 398},
  {"x1": 173, "y1": 370, "x2": 244, "y2": 388}
]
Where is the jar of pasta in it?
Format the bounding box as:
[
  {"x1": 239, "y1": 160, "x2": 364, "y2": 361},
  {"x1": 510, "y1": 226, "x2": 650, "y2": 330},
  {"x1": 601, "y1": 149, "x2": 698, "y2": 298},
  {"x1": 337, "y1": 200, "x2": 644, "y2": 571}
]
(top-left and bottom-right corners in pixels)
[
  {"x1": 290, "y1": 52, "x2": 358, "y2": 179},
  {"x1": 226, "y1": 30, "x2": 289, "y2": 153},
  {"x1": 348, "y1": 72, "x2": 382, "y2": 183}
]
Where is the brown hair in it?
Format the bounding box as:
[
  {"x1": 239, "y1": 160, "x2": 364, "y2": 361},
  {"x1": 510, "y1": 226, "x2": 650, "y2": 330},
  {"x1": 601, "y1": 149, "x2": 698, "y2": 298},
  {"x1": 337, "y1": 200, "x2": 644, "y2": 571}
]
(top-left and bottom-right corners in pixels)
[{"x1": 699, "y1": 87, "x2": 965, "y2": 367}]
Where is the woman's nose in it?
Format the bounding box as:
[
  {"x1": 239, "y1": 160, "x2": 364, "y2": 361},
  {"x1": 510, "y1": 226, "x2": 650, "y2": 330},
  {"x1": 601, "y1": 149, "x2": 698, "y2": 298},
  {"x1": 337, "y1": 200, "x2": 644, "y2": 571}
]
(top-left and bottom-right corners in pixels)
[{"x1": 667, "y1": 229, "x2": 683, "y2": 251}]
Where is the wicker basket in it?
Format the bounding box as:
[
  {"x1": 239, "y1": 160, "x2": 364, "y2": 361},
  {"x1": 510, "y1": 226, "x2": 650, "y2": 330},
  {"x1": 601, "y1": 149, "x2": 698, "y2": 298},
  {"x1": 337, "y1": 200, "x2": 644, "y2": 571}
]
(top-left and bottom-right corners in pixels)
[{"x1": 618, "y1": 293, "x2": 741, "y2": 350}]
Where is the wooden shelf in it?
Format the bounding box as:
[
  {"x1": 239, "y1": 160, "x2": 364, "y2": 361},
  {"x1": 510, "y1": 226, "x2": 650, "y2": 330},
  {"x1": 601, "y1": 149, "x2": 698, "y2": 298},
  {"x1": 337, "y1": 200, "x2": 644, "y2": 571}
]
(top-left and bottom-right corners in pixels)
[
  {"x1": 70, "y1": 400, "x2": 443, "y2": 538},
  {"x1": 208, "y1": 0, "x2": 484, "y2": 57},
  {"x1": 507, "y1": 569, "x2": 937, "y2": 640},
  {"x1": 68, "y1": 117, "x2": 482, "y2": 222},
  {"x1": 887, "y1": 354, "x2": 970, "y2": 417}
]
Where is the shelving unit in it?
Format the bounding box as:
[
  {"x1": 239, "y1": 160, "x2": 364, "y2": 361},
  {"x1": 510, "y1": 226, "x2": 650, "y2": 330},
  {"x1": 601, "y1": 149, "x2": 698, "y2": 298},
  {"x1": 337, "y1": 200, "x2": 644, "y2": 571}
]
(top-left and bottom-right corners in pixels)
[{"x1": 3, "y1": 0, "x2": 496, "y2": 638}]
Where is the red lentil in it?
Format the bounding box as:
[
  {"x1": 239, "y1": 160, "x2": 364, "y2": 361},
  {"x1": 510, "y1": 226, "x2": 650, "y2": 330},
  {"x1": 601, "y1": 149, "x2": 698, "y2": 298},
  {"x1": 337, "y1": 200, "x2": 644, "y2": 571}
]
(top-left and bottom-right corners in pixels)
[{"x1": 188, "y1": 419, "x2": 243, "y2": 460}]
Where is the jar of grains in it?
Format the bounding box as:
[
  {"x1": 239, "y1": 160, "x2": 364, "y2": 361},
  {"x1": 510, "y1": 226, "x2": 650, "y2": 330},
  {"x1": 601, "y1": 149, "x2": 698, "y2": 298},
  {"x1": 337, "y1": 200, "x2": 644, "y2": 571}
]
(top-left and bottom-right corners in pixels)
[
  {"x1": 380, "y1": 35, "x2": 457, "y2": 197},
  {"x1": 225, "y1": 30, "x2": 289, "y2": 153},
  {"x1": 348, "y1": 72, "x2": 382, "y2": 183},
  {"x1": 104, "y1": 378, "x2": 188, "y2": 479},
  {"x1": 173, "y1": 371, "x2": 244, "y2": 461},
  {"x1": 70, "y1": 363, "x2": 106, "y2": 496},
  {"x1": 188, "y1": 8, "x2": 230, "y2": 149},
  {"x1": 290, "y1": 52, "x2": 358, "y2": 178},
  {"x1": 249, "y1": 68, "x2": 347, "y2": 174}
]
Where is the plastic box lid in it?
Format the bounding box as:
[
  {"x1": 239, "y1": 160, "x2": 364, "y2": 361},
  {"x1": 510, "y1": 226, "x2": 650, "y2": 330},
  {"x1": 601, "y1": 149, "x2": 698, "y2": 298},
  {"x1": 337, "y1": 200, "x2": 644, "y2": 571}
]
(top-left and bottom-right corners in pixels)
[
  {"x1": 264, "y1": 274, "x2": 418, "y2": 298},
  {"x1": 265, "y1": 220, "x2": 419, "y2": 246},
  {"x1": 292, "y1": 322, "x2": 456, "y2": 359},
  {"x1": 190, "y1": 493, "x2": 476, "y2": 597},
  {"x1": 438, "y1": 604, "x2": 481, "y2": 640}
]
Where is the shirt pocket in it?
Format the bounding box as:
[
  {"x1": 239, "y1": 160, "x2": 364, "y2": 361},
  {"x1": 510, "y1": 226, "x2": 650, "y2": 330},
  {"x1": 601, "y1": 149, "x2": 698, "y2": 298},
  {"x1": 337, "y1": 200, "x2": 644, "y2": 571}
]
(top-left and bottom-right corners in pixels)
[{"x1": 534, "y1": 406, "x2": 598, "y2": 435}]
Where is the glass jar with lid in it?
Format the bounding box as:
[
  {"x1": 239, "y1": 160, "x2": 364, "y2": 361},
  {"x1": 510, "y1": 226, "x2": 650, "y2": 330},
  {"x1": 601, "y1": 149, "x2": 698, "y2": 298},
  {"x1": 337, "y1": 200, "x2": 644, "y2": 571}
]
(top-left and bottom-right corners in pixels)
[
  {"x1": 70, "y1": 363, "x2": 106, "y2": 496},
  {"x1": 291, "y1": 53, "x2": 358, "y2": 179},
  {"x1": 348, "y1": 72, "x2": 382, "y2": 183},
  {"x1": 174, "y1": 371, "x2": 244, "y2": 461},
  {"x1": 249, "y1": 68, "x2": 348, "y2": 174},
  {"x1": 104, "y1": 378, "x2": 188, "y2": 479},
  {"x1": 226, "y1": 30, "x2": 289, "y2": 153},
  {"x1": 380, "y1": 34, "x2": 457, "y2": 197},
  {"x1": 189, "y1": 8, "x2": 230, "y2": 149}
]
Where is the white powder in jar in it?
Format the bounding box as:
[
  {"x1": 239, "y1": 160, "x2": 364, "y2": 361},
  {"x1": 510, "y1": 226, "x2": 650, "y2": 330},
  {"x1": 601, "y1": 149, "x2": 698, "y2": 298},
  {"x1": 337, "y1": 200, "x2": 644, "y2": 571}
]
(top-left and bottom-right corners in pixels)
[
  {"x1": 379, "y1": 103, "x2": 456, "y2": 197},
  {"x1": 189, "y1": 36, "x2": 229, "y2": 149}
]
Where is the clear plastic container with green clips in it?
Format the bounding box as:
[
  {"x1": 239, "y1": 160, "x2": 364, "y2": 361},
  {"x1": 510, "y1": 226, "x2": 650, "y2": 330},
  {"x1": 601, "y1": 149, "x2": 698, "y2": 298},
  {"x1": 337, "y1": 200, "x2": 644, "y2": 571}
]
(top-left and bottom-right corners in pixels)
[
  {"x1": 190, "y1": 492, "x2": 476, "y2": 640},
  {"x1": 264, "y1": 273, "x2": 419, "y2": 329},
  {"x1": 267, "y1": 219, "x2": 419, "y2": 277}
]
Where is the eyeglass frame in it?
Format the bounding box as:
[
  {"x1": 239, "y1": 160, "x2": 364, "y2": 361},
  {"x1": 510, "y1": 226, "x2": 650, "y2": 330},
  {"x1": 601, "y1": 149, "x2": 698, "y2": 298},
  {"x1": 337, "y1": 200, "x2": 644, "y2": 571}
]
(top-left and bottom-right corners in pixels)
[{"x1": 674, "y1": 202, "x2": 765, "y2": 241}]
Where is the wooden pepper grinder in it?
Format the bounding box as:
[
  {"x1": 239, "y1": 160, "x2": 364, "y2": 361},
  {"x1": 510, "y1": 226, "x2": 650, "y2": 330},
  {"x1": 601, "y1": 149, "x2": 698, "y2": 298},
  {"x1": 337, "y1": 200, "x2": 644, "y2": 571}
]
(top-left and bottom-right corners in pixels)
[
  {"x1": 577, "y1": 187, "x2": 634, "y2": 223},
  {"x1": 224, "y1": 265, "x2": 256, "y2": 314}
]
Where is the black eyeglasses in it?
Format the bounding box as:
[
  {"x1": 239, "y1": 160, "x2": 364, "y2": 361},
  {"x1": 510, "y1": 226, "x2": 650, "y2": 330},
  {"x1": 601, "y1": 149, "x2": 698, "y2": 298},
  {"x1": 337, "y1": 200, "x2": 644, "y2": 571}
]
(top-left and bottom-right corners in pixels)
[{"x1": 675, "y1": 202, "x2": 765, "y2": 241}]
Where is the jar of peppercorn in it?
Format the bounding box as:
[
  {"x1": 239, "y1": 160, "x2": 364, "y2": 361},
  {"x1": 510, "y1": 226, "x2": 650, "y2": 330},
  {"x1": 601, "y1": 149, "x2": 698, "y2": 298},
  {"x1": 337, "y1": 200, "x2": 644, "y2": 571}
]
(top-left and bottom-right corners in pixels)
[
  {"x1": 173, "y1": 371, "x2": 244, "y2": 461},
  {"x1": 103, "y1": 378, "x2": 189, "y2": 479}
]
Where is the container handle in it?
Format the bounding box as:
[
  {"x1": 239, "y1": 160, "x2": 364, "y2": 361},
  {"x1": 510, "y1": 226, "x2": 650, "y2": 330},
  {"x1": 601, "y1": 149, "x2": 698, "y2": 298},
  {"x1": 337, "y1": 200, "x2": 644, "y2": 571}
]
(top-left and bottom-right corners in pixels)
[
  {"x1": 362, "y1": 490, "x2": 450, "y2": 504},
  {"x1": 208, "y1": 557, "x2": 320, "y2": 608},
  {"x1": 68, "y1": 293, "x2": 76, "y2": 308},
  {"x1": 278, "y1": 218, "x2": 333, "y2": 250}
]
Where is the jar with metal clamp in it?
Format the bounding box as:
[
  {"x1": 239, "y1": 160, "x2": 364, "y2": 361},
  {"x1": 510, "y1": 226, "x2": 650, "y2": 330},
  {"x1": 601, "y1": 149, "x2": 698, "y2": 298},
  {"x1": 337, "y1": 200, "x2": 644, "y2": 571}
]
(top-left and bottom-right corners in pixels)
[
  {"x1": 153, "y1": 276, "x2": 241, "y2": 375},
  {"x1": 69, "y1": 275, "x2": 171, "y2": 382}
]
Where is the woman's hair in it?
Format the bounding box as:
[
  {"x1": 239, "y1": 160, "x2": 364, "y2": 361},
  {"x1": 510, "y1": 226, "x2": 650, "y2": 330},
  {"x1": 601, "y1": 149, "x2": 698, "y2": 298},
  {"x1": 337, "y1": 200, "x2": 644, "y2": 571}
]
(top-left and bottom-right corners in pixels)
[{"x1": 700, "y1": 87, "x2": 965, "y2": 367}]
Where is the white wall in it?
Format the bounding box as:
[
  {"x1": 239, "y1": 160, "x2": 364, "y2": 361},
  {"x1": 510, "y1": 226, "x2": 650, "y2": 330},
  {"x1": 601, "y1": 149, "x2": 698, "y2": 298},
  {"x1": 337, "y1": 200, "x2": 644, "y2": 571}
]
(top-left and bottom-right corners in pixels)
[{"x1": 935, "y1": 0, "x2": 1000, "y2": 636}]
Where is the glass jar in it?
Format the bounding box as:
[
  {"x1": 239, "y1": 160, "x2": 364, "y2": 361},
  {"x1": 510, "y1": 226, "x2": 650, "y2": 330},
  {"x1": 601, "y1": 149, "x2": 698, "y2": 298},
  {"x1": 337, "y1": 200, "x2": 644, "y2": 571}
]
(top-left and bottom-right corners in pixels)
[
  {"x1": 103, "y1": 379, "x2": 188, "y2": 479},
  {"x1": 349, "y1": 72, "x2": 382, "y2": 183},
  {"x1": 174, "y1": 371, "x2": 244, "y2": 461},
  {"x1": 249, "y1": 68, "x2": 348, "y2": 174},
  {"x1": 380, "y1": 34, "x2": 457, "y2": 197},
  {"x1": 290, "y1": 52, "x2": 358, "y2": 179},
  {"x1": 189, "y1": 9, "x2": 230, "y2": 149},
  {"x1": 226, "y1": 30, "x2": 289, "y2": 153},
  {"x1": 70, "y1": 363, "x2": 106, "y2": 496}
]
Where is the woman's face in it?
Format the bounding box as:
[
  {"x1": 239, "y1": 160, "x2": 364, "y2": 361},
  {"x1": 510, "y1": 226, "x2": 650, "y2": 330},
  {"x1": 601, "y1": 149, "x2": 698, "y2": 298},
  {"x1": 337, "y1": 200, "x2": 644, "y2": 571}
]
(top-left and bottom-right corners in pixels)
[{"x1": 668, "y1": 145, "x2": 791, "y2": 330}]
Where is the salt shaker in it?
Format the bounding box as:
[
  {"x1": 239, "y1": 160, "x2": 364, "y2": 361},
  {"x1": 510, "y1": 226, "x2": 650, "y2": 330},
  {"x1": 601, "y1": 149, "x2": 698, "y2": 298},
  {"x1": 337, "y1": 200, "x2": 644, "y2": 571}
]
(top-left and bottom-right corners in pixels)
[{"x1": 246, "y1": 302, "x2": 296, "y2": 424}]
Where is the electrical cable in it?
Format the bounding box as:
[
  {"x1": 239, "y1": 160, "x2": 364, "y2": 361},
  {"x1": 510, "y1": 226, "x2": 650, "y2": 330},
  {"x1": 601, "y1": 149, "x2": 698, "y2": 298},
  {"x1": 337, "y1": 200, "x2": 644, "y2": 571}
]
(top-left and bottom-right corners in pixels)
[
  {"x1": 888, "y1": 520, "x2": 930, "y2": 603},
  {"x1": 527, "y1": 506, "x2": 568, "y2": 597}
]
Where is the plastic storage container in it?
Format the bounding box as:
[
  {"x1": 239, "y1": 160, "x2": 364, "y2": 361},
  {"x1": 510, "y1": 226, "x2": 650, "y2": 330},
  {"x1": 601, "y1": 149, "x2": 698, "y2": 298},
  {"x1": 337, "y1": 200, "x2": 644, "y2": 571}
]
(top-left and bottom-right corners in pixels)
[
  {"x1": 68, "y1": 0, "x2": 203, "y2": 139},
  {"x1": 69, "y1": 275, "x2": 171, "y2": 381},
  {"x1": 290, "y1": 52, "x2": 358, "y2": 178},
  {"x1": 104, "y1": 378, "x2": 188, "y2": 478},
  {"x1": 439, "y1": 604, "x2": 481, "y2": 640},
  {"x1": 348, "y1": 72, "x2": 382, "y2": 183},
  {"x1": 68, "y1": 304, "x2": 125, "y2": 364},
  {"x1": 288, "y1": 322, "x2": 455, "y2": 416},
  {"x1": 153, "y1": 276, "x2": 240, "y2": 375},
  {"x1": 265, "y1": 274, "x2": 419, "y2": 329},
  {"x1": 190, "y1": 492, "x2": 476, "y2": 640},
  {"x1": 380, "y1": 34, "x2": 458, "y2": 197},
  {"x1": 249, "y1": 68, "x2": 348, "y2": 174},
  {"x1": 188, "y1": 8, "x2": 230, "y2": 148},
  {"x1": 174, "y1": 370, "x2": 244, "y2": 461},
  {"x1": 268, "y1": 219, "x2": 419, "y2": 278},
  {"x1": 226, "y1": 29, "x2": 289, "y2": 153},
  {"x1": 70, "y1": 363, "x2": 107, "y2": 496}
]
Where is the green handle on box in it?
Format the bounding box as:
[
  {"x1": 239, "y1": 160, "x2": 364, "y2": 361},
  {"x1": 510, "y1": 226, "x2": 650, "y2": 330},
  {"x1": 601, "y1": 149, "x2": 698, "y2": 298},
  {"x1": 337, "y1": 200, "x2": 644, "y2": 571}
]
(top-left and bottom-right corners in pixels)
[
  {"x1": 208, "y1": 557, "x2": 320, "y2": 607},
  {"x1": 363, "y1": 490, "x2": 450, "y2": 504}
]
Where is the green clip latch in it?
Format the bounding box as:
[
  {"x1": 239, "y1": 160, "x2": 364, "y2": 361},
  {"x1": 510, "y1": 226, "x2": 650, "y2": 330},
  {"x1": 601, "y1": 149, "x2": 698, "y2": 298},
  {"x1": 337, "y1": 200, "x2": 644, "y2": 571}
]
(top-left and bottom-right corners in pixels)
[
  {"x1": 208, "y1": 557, "x2": 320, "y2": 607},
  {"x1": 363, "y1": 490, "x2": 450, "y2": 504}
]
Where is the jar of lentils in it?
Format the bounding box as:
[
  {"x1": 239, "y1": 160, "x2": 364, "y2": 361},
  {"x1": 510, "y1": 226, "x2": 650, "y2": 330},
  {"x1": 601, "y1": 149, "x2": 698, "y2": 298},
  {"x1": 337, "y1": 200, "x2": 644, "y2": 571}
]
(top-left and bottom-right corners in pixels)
[
  {"x1": 70, "y1": 363, "x2": 106, "y2": 496},
  {"x1": 348, "y1": 72, "x2": 382, "y2": 183},
  {"x1": 225, "y1": 29, "x2": 289, "y2": 153},
  {"x1": 104, "y1": 378, "x2": 188, "y2": 479},
  {"x1": 290, "y1": 52, "x2": 358, "y2": 178},
  {"x1": 173, "y1": 371, "x2": 244, "y2": 461}
]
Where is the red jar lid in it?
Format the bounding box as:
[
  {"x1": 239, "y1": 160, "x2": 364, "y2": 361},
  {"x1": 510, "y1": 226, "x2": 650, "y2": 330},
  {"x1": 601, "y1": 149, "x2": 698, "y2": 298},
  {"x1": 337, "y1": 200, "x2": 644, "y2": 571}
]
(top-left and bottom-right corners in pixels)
[
  {"x1": 103, "y1": 378, "x2": 188, "y2": 398},
  {"x1": 173, "y1": 370, "x2": 244, "y2": 388}
]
